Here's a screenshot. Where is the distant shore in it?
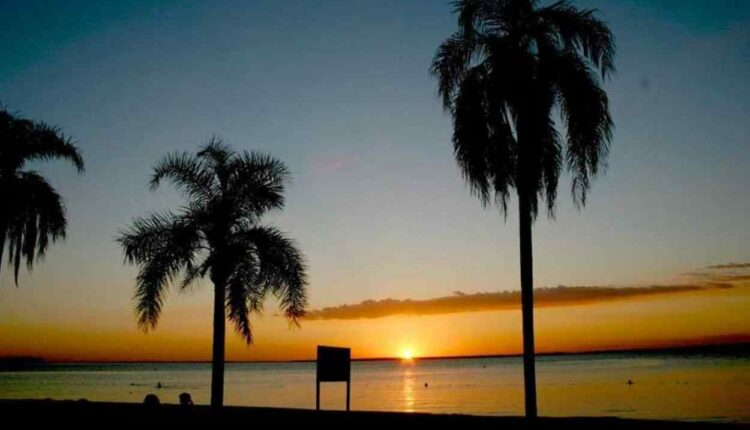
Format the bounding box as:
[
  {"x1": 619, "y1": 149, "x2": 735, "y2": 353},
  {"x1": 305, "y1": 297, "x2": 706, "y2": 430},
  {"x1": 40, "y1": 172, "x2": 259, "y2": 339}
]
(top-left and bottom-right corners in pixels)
[
  {"x1": 0, "y1": 400, "x2": 747, "y2": 429},
  {"x1": 332, "y1": 341, "x2": 750, "y2": 364},
  {"x1": 2, "y1": 341, "x2": 748, "y2": 368}
]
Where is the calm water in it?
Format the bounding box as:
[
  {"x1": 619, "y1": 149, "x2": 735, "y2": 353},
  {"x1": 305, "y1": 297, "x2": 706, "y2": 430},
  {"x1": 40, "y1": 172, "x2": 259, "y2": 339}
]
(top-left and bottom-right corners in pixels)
[{"x1": 1, "y1": 353, "x2": 748, "y2": 423}]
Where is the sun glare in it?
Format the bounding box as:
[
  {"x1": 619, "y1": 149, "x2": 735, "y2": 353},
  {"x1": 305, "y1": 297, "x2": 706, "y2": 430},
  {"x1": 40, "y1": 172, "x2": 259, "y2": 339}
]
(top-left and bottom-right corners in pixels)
[{"x1": 402, "y1": 349, "x2": 414, "y2": 361}]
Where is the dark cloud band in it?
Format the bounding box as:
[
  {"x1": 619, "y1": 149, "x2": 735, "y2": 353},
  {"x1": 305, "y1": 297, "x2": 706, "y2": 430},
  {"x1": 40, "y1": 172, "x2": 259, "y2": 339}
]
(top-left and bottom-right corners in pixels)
[
  {"x1": 707, "y1": 262, "x2": 750, "y2": 270},
  {"x1": 305, "y1": 284, "x2": 730, "y2": 321},
  {"x1": 305, "y1": 262, "x2": 749, "y2": 321}
]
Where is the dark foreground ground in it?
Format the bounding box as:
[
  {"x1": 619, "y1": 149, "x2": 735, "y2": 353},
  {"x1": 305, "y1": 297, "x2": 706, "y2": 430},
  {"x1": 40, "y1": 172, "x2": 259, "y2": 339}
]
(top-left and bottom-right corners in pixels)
[{"x1": 0, "y1": 399, "x2": 747, "y2": 429}]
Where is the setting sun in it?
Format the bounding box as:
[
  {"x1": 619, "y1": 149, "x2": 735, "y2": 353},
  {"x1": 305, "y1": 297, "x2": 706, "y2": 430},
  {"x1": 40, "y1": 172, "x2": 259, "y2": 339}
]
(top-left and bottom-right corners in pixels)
[{"x1": 402, "y1": 349, "x2": 414, "y2": 360}]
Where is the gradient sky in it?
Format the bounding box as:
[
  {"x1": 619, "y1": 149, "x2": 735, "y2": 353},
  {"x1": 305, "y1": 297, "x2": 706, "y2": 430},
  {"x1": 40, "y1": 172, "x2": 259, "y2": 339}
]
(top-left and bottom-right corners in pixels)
[{"x1": 1, "y1": 0, "x2": 749, "y2": 361}]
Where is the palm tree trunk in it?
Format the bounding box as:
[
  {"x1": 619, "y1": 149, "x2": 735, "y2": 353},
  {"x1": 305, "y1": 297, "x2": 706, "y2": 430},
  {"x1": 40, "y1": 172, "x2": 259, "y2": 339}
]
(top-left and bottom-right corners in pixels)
[
  {"x1": 210, "y1": 281, "x2": 226, "y2": 409},
  {"x1": 519, "y1": 189, "x2": 538, "y2": 418}
]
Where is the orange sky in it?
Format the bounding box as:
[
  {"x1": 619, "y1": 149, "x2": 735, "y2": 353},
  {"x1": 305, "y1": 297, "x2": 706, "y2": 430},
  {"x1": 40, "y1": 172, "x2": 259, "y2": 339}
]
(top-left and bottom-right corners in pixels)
[
  {"x1": 2, "y1": 0, "x2": 750, "y2": 366},
  {"x1": 1, "y1": 268, "x2": 748, "y2": 362}
]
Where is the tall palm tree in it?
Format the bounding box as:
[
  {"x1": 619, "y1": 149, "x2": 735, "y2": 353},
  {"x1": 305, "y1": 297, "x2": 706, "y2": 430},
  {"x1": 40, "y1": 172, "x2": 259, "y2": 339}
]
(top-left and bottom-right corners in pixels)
[
  {"x1": 431, "y1": 0, "x2": 615, "y2": 418},
  {"x1": 0, "y1": 108, "x2": 85, "y2": 285},
  {"x1": 118, "y1": 139, "x2": 308, "y2": 408}
]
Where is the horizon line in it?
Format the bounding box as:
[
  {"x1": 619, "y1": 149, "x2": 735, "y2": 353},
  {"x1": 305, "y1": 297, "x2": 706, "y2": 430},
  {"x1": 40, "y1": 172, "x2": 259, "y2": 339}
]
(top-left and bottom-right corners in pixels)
[{"x1": 5, "y1": 338, "x2": 748, "y2": 365}]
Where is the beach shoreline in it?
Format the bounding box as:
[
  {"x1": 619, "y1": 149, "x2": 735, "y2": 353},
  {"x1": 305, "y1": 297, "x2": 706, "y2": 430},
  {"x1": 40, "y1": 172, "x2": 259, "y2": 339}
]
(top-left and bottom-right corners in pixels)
[{"x1": 0, "y1": 399, "x2": 747, "y2": 429}]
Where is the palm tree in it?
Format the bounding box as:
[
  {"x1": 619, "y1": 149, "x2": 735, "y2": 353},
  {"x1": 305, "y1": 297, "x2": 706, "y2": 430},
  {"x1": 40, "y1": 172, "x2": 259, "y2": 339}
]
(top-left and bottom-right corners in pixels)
[
  {"x1": 431, "y1": 0, "x2": 615, "y2": 418},
  {"x1": 0, "y1": 107, "x2": 85, "y2": 285},
  {"x1": 118, "y1": 138, "x2": 308, "y2": 408}
]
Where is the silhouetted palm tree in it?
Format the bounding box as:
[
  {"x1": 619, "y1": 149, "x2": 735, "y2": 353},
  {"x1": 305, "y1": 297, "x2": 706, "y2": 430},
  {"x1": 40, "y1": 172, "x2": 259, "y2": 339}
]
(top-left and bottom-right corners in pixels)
[
  {"x1": 431, "y1": 0, "x2": 614, "y2": 417},
  {"x1": 0, "y1": 108, "x2": 85, "y2": 285},
  {"x1": 118, "y1": 139, "x2": 307, "y2": 408}
]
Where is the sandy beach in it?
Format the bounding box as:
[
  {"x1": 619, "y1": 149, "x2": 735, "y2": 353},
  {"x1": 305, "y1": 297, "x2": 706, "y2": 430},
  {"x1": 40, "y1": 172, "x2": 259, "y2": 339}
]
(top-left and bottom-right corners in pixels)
[{"x1": 0, "y1": 399, "x2": 747, "y2": 429}]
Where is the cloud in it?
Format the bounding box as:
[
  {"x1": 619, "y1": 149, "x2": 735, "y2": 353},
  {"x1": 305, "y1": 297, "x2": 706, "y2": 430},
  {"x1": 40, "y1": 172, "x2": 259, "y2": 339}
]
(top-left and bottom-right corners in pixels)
[
  {"x1": 304, "y1": 261, "x2": 750, "y2": 321},
  {"x1": 685, "y1": 263, "x2": 750, "y2": 284},
  {"x1": 707, "y1": 262, "x2": 750, "y2": 270},
  {"x1": 309, "y1": 153, "x2": 358, "y2": 175},
  {"x1": 696, "y1": 273, "x2": 750, "y2": 283},
  {"x1": 305, "y1": 284, "x2": 730, "y2": 321}
]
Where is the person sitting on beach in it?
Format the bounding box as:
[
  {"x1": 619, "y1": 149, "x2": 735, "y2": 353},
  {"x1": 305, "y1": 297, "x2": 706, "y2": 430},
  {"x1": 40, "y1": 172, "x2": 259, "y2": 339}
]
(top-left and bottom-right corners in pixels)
[
  {"x1": 143, "y1": 393, "x2": 160, "y2": 407},
  {"x1": 179, "y1": 392, "x2": 193, "y2": 407}
]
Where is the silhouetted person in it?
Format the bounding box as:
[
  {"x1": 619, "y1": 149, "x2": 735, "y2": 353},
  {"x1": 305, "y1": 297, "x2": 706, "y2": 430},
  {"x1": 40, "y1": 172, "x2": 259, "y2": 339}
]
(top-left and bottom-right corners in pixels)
[
  {"x1": 143, "y1": 394, "x2": 160, "y2": 407},
  {"x1": 156, "y1": 381, "x2": 163, "y2": 389},
  {"x1": 179, "y1": 392, "x2": 193, "y2": 407}
]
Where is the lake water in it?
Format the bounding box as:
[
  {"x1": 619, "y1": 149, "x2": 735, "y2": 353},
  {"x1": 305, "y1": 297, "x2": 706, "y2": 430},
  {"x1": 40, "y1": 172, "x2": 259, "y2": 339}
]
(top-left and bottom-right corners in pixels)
[{"x1": 1, "y1": 353, "x2": 748, "y2": 423}]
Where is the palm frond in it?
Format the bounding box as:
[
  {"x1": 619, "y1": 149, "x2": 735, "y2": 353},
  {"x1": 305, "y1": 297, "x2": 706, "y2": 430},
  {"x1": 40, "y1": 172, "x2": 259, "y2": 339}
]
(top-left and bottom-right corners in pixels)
[
  {"x1": 537, "y1": 115, "x2": 562, "y2": 216},
  {"x1": 0, "y1": 172, "x2": 66, "y2": 284},
  {"x1": 542, "y1": 48, "x2": 613, "y2": 206},
  {"x1": 179, "y1": 258, "x2": 209, "y2": 291},
  {"x1": 117, "y1": 211, "x2": 202, "y2": 329},
  {"x1": 239, "y1": 225, "x2": 307, "y2": 325},
  {"x1": 452, "y1": 66, "x2": 493, "y2": 207},
  {"x1": 226, "y1": 279, "x2": 263, "y2": 344},
  {"x1": 133, "y1": 256, "x2": 173, "y2": 329},
  {"x1": 117, "y1": 212, "x2": 200, "y2": 264},
  {"x1": 150, "y1": 152, "x2": 218, "y2": 202},
  {"x1": 537, "y1": 0, "x2": 616, "y2": 79},
  {"x1": 431, "y1": 32, "x2": 478, "y2": 110},
  {"x1": 196, "y1": 137, "x2": 234, "y2": 186},
  {"x1": 21, "y1": 123, "x2": 85, "y2": 173},
  {"x1": 228, "y1": 151, "x2": 288, "y2": 219}
]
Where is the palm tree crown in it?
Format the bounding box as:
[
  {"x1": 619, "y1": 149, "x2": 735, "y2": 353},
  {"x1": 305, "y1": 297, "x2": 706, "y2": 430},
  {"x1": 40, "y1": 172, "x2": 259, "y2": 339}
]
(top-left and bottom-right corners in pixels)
[
  {"x1": 431, "y1": 0, "x2": 615, "y2": 215},
  {"x1": 0, "y1": 107, "x2": 85, "y2": 284},
  {"x1": 118, "y1": 138, "x2": 307, "y2": 343}
]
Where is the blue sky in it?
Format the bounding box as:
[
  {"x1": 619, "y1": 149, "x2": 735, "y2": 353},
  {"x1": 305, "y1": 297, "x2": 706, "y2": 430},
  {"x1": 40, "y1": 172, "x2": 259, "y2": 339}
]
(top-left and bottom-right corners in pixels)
[{"x1": 1, "y1": 0, "x2": 748, "y2": 321}]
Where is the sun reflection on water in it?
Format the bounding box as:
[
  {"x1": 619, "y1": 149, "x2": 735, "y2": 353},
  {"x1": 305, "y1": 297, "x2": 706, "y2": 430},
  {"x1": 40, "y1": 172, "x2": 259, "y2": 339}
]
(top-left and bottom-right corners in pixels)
[{"x1": 402, "y1": 366, "x2": 416, "y2": 412}]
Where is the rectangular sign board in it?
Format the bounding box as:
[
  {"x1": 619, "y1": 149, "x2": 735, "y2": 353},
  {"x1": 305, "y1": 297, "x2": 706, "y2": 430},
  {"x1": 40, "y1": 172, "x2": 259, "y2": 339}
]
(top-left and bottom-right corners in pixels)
[
  {"x1": 317, "y1": 346, "x2": 351, "y2": 382},
  {"x1": 316, "y1": 345, "x2": 351, "y2": 410}
]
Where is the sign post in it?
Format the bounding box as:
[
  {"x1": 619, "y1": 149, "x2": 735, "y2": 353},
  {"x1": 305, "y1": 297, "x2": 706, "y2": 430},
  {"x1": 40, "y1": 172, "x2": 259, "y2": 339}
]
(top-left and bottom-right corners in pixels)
[{"x1": 316, "y1": 345, "x2": 351, "y2": 411}]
